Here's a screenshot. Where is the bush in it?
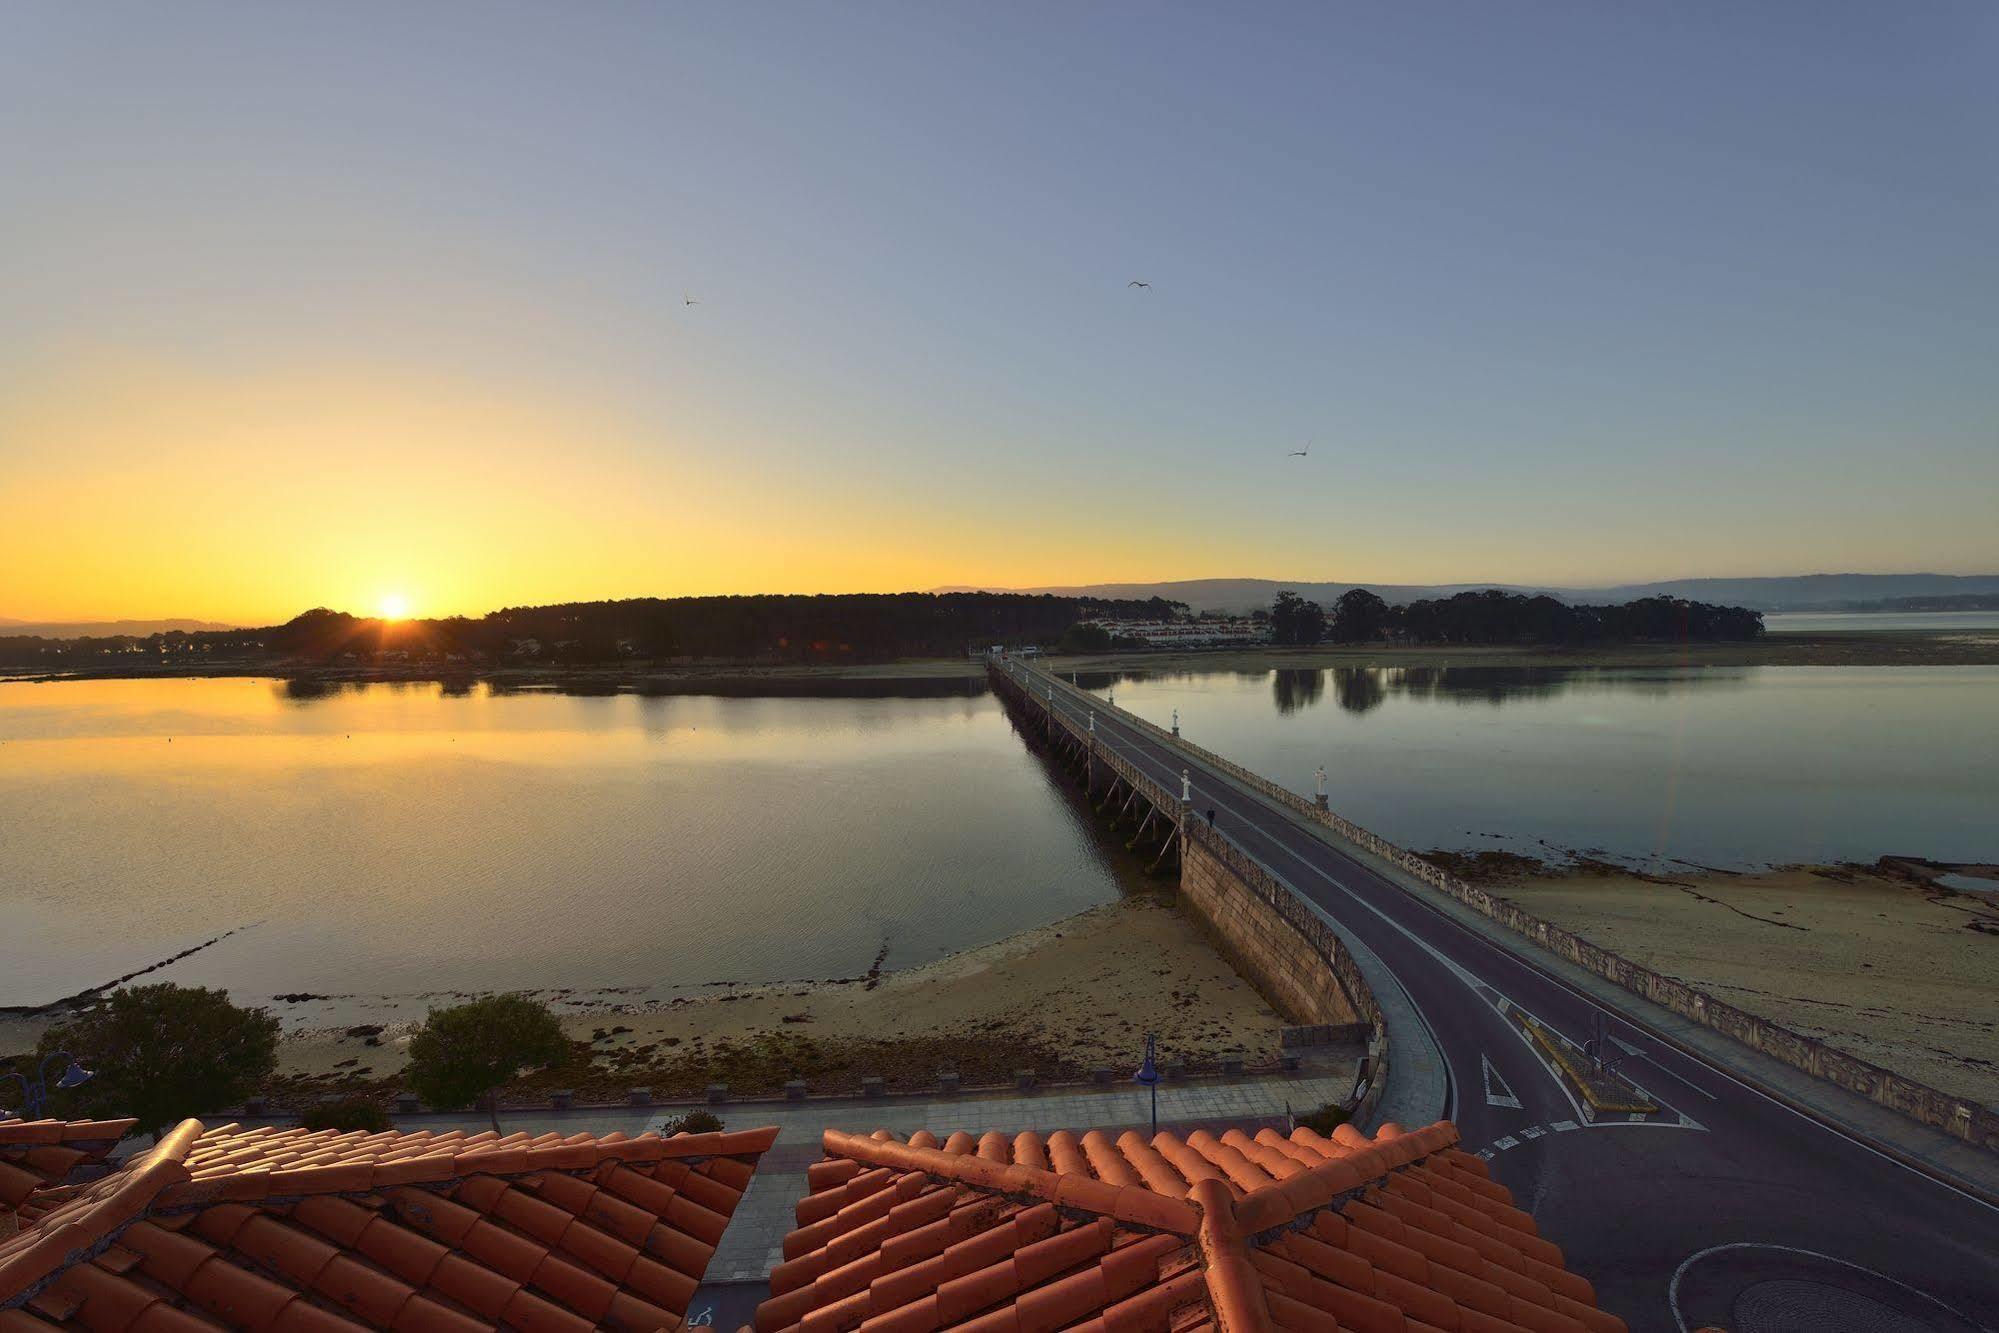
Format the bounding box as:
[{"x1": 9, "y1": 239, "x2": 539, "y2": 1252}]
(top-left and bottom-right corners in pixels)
[
  {"x1": 657, "y1": 1109, "x2": 724, "y2": 1136},
  {"x1": 299, "y1": 1098, "x2": 392, "y2": 1133},
  {"x1": 405, "y1": 995, "x2": 569, "y2": 1133},
  {"x1": 1296, "y1": 1102, "x2": 1350, "y2": 1136},
  {"x1": 36, "y1": 984, "x2": 280, "y2": 1139}
]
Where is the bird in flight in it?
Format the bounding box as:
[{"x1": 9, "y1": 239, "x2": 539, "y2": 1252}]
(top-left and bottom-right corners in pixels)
[
  {"x1": 1128, "y1": 280, "x2": 1151, "y2": 290},
  {"x1": 1288, "y1": 443, "x2": 1310, "y2": 458},
  {"x1": 684, "y1": 293, "x2": 700, "y2": 306}
]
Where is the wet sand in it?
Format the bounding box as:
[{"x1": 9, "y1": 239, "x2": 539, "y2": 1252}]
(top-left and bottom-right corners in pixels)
[
  {"x1": 1486, "y1": 863, "x2": 1999, "y2": 1107},
  {"x1": 58, "y1": 896, "x2": 1297, "y2": 1107}
]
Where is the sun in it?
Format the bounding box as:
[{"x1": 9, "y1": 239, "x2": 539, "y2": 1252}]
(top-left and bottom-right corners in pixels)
[{"x1": 376, "y1": 593, "x2": 411, "y2": 621}]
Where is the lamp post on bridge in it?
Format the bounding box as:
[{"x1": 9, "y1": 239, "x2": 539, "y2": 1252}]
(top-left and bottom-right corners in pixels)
[
  {"x1": 1087, "y1": 710, "x2": 1095, "y2": 734},
  {"x1": 1171, "y1": 708, "x2": 1179, "y2": 736},
  {"x1": 1314, "y1": 765, "x2": 1329, "y2": 812},
  {"x1": 1181, "y1": 768, "x2": 1191, "y2": 806}
]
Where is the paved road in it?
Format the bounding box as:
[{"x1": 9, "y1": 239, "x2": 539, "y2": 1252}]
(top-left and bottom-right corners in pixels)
[{"x1": 1002, "y1": 662, "x2": 1999, "y2": 1333}]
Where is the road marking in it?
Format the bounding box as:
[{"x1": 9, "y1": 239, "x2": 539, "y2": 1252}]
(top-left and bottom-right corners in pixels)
[
  {"x1": 1667, "y1": 1242, "x2": 1985, "y2": 1333},
  {"x1": 1551, "y1": 1120, "x2": 1578, "y2": 1132},
  {"x1": 1493, "y1": 1135, "x2": 1519, "y2": 1150},
  {"x1": 1482, "y1": 1055, "x2": 1522, "y2": 1109},
  {"x1": 1476, "y1": 1148, "x2": 1495, "y2": 1161},
  {"x1": 1520, "y1": 1125, "x2": 1546, "y2": 1139}
]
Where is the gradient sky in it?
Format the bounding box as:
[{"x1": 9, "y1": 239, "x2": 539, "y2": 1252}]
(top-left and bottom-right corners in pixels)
[{"x1": 4, "y1": 3, "x2": 1995, "y2": 623}]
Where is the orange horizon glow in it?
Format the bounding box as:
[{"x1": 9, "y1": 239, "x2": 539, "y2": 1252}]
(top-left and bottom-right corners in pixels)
[{"x1": 5, "y1": 352, "x2": 1992, "y2": 627}]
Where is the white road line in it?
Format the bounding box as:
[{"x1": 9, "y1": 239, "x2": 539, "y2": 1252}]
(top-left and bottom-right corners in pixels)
[
  {"x1": 1030, "y1": 678, "x2": 1995, "y2": 1211},
  {"x1": 1493, "y1": 1135, "x2": 1519, "y2": 1150},
  {"x1": 1521, "y1": 1125, "x2": 1547, "y2": 1139},
  {"x1": 1551, "y1": 1120, "x2": 1579, "y2": 1132},
  {"x1": 1482, "y1": 1055, "x2": 1523, "y2": 1109}
]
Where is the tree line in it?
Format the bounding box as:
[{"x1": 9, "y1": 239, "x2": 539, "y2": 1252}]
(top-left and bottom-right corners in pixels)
[
  {"x1": 0, "y1": 592, "x2": 1191, "y2": 667},
  {"x1": 1273, "y1": 587, "x2": 1763, "y2": 646}
]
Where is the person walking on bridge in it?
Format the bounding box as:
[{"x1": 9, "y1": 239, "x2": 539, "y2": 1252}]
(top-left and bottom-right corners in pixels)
[{"x1": 1206, "y1": 808, "x2": 1216, "y2": 829}]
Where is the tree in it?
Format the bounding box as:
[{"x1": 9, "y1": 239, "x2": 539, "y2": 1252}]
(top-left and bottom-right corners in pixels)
[
  {"x1": 1329, "y1": 588, "x2": 1391, "y2": 643},
  {"x1": 35, "y1": 984, "x2": 280, "y2": 1140},
  {"x1": 1056, "y1": 621, "x2": 1113, "y2": 654},
  {"x1": 1268, "y1": 591, "x2": 1326, "y2": 646},
  {"x1": 405, "y1": 995, "x2": 569, "y2": 1133}
]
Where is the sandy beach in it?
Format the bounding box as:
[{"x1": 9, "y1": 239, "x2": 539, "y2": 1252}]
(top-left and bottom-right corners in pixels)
[
  {"x1": 1479, "y1": 861, "x2": 1999, "y2": 1108},
  {"x1": 217, "y1": 896, "x2": 1300, "y2": 1107}
]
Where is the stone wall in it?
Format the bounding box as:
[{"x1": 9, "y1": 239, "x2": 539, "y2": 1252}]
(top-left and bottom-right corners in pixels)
[{"x1": 1179, "y1": 824, "x2": 1362, "y2": 1032}]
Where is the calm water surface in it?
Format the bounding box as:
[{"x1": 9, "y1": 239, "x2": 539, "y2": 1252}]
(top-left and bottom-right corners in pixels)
[
  {"x1": 0, "y1": 679, "x2": 1128, "y2": 1017},
  {"x1": 1081, "y1": 665, "x2": 1998, "y2": 870}
]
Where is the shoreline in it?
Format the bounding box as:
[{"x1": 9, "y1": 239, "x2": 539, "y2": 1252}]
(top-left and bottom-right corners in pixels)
[
  {"x1": 8, "y1": 626, "x2": 1999, "y2": 691},
  {"x1": 1442, "y1": 852, "x2": 1999, "y2": 1109},
  {"x1": 1, "y1": 896, "x2": 1325, "y2": 1110}
]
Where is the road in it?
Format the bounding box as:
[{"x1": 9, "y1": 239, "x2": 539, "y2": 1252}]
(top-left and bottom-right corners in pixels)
[{"x1": 1001, "y1": 661, "x2": 1999, "y2": 1333}]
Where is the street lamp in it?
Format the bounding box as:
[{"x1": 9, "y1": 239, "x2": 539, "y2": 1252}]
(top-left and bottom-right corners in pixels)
[
  {"x1": 1132, "y1": 1033, "x2": 1161, "y2": 1137},
  {"x1": 1, "y1": 1052, "x2": 93, "y2": 1121}
]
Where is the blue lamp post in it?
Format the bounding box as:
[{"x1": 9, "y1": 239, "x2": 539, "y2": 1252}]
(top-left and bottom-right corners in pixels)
[
  {"x1": 1, "y1": 1052, "x2": 93, "y2": 1121},
  {"x1": 1132, "y1": 1033, "x2": 1161, "y2": 1137}
]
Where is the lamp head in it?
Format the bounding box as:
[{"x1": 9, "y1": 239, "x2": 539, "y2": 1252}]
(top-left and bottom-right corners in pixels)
[{"x1": 54, "y1": 1060, "x2": 92, "y2": 1090}]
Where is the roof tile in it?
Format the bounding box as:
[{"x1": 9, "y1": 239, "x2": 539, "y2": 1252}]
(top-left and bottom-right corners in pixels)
[
  {"x1": 0, "y1": 1117, "x2": 773, "y2": 1333},
  {"x1": 757, "y1": 1119, "x2": 1625, "y2": 1333}
]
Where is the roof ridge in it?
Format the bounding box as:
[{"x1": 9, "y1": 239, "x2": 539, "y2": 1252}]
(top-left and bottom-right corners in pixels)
[
  {"x1": 1234, "y1": 1121, "x2": 1457, "y2": 1233},
  {"x1": 819, "y1": 1130, "x2": 1201, "y2": 1235},
  {"x1": 0, "y1": 1119, "x2": 204, "y2": 1304},
  {"x1": 158, "y1": 1123, "x2": 780, "y2": 1206}
]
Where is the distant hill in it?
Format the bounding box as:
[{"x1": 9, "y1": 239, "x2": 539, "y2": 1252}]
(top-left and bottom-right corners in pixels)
[
  {"x1": 0, "y1": 618, "x2": 237, "y2": 638},
  {"x1": 930, "y1": 573, "x2": 1999, "y2": 614}
]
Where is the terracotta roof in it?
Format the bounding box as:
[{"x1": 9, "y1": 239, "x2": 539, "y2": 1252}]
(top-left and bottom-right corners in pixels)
[
  {"x1": 0, "y1": 1119, "x2": 138, "y2": 1217},
  {"x1": 0, "y1": 1118, "x2": 777, "y2": 1333},
  {"x1": 757, "y1": 1120, "x2": 1625, "y2": 1333}
]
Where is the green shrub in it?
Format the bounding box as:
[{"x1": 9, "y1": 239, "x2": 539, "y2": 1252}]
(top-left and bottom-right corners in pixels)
[
  {"x1": 1296, "y1": 1102, "x2": 1350, "y2": 1136},
  {"x1": 658, "y1": 1109, "x2": 724, "y2": 1136},
  {"x1": 300, "y1": 1098, "x2": 392, "y2": 1133}
]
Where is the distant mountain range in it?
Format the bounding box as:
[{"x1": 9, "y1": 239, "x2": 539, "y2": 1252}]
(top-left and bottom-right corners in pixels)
[
  {"x1": 930, "y1": 573, "x2": 1999, "y2": 614},
  {"x1": 0, "y1": 617, "x2": 238, "y2": 638}
]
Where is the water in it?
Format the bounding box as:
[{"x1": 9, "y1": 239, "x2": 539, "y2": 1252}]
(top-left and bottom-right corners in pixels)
[
  {"x1": 1766, "y1": 610, "x2": 1999, "y2": 635},
  {"x1": 0, "y1": 677, "x2": 1133, "y2": 1018},
  {"x1": 1080, "y1": 665, "x2": 1999, "y2": 871}
]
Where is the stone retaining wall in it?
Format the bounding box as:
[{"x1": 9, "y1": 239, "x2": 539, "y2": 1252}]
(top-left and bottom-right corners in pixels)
[
  {"x1": 990, "y1": 663, "x2": 1386, "y2": 1116},
  {"x1": 1039, "y1": 664, "x2": 1999, "y2": 1153}
]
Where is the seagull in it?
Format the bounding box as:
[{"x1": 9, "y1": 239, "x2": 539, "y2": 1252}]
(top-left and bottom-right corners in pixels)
[
  {"x1": 1288, "y1": 443, "x2": 1310, "y2": 458},
  {"x1": 1128, "y1": 281, "x2": 1151, "y2": 290},
  {"x1": 683, "y1": 293, "x2": 700, "y2": 306}
]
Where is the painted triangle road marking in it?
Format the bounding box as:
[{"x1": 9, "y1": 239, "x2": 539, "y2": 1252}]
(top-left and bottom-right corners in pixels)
[{"x1": 1482, "y1": 1055, "x2": 1523, "y2": 1109}]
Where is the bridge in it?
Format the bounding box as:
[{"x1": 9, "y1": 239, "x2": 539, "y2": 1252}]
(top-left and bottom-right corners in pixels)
[{"x1": 987, "y1": 656, "x2": 1999, "y2": 1333}]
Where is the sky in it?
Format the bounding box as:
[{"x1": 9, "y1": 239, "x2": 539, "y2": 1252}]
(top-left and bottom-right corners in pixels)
[{"x1": 3, "y1": 3, "x2": 1995, "y2": 624}]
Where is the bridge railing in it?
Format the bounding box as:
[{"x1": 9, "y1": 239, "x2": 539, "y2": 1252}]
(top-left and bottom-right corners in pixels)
[
  {"x1": 1006, "y1": 656, "x2": 1999, "y2": 1154},
  {"x1": 991, "y1": 658, "x2": 1389, "y2": 1119}
]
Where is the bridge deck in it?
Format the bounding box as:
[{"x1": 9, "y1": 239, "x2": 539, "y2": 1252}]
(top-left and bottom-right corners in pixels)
[{"x1": 992, "y1": 658, "x2": 1999, "y2": 1333}]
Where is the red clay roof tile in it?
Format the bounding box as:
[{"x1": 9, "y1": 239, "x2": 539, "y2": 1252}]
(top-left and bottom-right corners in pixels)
[
  {"x1": 0, "y1": 1118, "x2": 773, "y2": 1333},
  {"x1": 759, "y1": 1120, "x2": 1625, "y2": 1333}
]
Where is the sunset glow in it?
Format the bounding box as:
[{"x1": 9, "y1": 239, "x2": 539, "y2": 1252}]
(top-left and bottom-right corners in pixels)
[{"x1": 377, "y1": 593, "x2": 411, "y2": 621}]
